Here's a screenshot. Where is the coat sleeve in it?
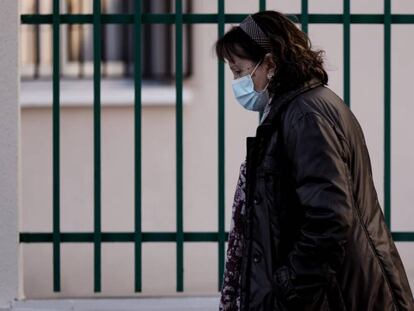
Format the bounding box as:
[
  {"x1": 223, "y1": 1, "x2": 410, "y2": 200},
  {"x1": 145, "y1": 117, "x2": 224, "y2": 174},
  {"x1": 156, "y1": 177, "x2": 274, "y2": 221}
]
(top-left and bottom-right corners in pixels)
[{"x1": 273, "y1": 112, "x2": 354, "y2": 304}]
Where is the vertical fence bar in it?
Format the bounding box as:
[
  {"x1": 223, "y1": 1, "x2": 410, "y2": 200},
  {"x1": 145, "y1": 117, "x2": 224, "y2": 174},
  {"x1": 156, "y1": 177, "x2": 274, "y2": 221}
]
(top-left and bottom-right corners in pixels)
[
  {"x1": 343, "y1": 0, "x2": 350, "y2": 107},
  {"x1": 217, "y1": 0, "x2": 225, "y2": 292},
  {"x1": 384, "y1": 0, "x2": 391, "y2": 229},
  {"x1": 134, "y1": 0, "x2": 143, "y2": 293},
  {"x1": 301, "y1": 0, "x2": 309, "y2": 34},
  {"x1": 175, "y1": 0, "x2": 184, "y2": 292},
  {"x1": 52, "y1": 0, "x2": 61, "y2": 292},
  {"x1": 258, "y1": 0, "x2": 266, "y2": 123},
  {"x1": 93, "y1": 0, "x2": 102, "y2": 293},
  {"x1": 259, "y1": 0, "x2": 266, "y2": 12}
]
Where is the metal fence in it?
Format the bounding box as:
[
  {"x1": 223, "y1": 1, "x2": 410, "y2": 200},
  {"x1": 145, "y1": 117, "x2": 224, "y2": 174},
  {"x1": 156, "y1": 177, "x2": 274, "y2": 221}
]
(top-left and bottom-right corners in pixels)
[{"x1": 20, "y1": 0, "x2": 414, "y2": 295}]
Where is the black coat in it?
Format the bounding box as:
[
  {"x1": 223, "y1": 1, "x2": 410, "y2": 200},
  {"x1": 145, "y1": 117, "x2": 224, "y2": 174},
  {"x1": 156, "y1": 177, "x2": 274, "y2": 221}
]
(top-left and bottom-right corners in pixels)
[{"x1": 239, "y1": 77, "x2": 414, "y2": 310}]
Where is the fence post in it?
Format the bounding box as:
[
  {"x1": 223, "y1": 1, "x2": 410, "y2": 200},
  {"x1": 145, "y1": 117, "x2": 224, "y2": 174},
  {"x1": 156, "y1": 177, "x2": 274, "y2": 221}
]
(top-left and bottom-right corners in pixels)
[{"x1": 0, "y1": 0, "x2": 20, "y2": 308}]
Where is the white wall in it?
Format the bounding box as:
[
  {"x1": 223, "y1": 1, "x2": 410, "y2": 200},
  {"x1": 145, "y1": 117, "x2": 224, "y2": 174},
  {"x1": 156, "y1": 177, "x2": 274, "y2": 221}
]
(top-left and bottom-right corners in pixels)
[{"x1": 19, "y1": 0, "x2": 414, "y2": 298}]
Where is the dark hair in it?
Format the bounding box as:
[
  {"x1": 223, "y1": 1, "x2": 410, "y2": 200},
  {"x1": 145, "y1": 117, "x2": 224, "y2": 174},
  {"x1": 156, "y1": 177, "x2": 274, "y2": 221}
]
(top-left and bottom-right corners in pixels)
[{"x1": 214, "y1": 10, "x2": 328, "y2": 96}]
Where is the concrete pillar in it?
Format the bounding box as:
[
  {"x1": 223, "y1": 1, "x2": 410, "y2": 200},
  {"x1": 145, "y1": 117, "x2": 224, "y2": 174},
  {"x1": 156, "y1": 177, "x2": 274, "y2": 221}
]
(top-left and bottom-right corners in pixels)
[{"x1": 0, "y1": 0, "x2": 20, "y2": 308}]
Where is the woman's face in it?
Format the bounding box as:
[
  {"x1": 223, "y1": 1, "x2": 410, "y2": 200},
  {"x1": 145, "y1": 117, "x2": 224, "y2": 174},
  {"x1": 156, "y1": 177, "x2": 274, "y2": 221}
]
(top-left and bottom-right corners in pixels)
[{"x1": 227, "y1": 52, "x2": 275, "y2": 92}]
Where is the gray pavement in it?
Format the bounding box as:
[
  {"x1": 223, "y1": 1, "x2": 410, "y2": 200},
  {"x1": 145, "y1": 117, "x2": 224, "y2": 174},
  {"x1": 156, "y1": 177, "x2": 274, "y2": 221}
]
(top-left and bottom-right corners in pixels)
[{"x1": 3, "y1": 296, "x2": 221, "y2": 311}]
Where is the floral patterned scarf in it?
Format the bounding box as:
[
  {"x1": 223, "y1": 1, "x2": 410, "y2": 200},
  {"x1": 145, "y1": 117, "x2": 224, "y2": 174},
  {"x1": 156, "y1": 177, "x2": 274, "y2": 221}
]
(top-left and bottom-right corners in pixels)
[
  {"x1": 219, "y1": 160, "x2": 247, "y2": 311},
  {"x1": 219, "y1": 97, "x2": 273, "y2": 310}
]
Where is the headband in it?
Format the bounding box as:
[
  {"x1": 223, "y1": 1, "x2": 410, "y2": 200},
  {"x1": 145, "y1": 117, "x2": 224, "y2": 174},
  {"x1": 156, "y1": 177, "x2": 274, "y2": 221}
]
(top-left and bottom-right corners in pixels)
[{"x1": 239, "y1": 15, "x2": 272, "y2": 52}]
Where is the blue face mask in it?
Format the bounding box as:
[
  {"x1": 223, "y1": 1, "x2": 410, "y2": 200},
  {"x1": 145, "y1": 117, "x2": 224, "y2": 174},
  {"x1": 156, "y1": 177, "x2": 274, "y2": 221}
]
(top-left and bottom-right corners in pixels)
[{"x1": 231, "y1": 59, "x2": 270, "y2": 112}]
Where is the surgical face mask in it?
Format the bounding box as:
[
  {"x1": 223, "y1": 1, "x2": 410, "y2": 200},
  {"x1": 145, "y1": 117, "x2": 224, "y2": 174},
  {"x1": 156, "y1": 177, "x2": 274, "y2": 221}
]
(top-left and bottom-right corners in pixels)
[{"x1": 231, "y1": 59, "x2": 270, "y2": 112}]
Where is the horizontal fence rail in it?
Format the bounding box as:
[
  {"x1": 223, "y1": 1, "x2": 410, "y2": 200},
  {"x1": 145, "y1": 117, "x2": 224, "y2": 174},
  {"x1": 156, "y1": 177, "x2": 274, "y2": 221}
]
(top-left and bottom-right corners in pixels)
[
  {"x1": 20, "y1": 0, "x2": 414, "y2": 295},
  {"x1": 20, "y1": 13, "x2": 414, "y2": 24},
  {"x1": 20, "y1": 232, "x2": 230, "y2": 243}
]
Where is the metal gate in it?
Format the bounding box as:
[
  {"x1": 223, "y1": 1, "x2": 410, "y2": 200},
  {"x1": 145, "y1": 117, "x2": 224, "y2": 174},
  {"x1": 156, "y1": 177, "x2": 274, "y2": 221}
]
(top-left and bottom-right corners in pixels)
[{"x1": 20, "y1": 0, "x2": 414, "y2": 295}]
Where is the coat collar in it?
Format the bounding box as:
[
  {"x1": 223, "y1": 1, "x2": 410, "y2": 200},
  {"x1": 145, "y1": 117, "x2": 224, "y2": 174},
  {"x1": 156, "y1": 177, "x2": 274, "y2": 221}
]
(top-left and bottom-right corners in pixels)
[{"x1": 256, "y1": 77, "x2": 324, "y2": 137}]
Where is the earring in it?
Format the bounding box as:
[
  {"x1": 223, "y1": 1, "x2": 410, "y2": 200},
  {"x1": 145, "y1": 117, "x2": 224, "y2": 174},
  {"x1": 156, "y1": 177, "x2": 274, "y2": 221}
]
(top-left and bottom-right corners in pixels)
[{"x1": 267, "y1": 72, "x2": 274, "y2": 80}]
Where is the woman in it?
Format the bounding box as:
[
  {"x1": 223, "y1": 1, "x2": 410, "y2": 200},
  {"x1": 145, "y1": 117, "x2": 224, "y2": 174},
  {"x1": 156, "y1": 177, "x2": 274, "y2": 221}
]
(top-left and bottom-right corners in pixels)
[{"x1": 215, "y1": 10, "x2": 414, "y2": 311}]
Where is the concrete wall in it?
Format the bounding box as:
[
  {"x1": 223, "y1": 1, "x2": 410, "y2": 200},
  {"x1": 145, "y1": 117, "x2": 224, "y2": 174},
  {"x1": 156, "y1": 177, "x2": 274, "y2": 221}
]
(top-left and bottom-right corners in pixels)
[
  {"x1": 0, "y1": 0, "x2": 20, "y2": 307},
  {"x1": 18, "y1": 0, "x2": 414, "y2": 298}
]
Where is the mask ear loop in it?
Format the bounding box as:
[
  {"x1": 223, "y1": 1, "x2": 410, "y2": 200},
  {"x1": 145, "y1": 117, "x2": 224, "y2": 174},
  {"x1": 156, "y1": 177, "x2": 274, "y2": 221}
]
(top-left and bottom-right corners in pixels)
[
  {"x1": 264, "y1": 69, "x2": 275, "y2": 90},
  {"x1": 250, "y1": 58, "x2": 263, "y2": 77},
  {"x1": 258, "y1": 80, "x2": 271, "y2": 93},
  {"x1": 252, "y1": 58, "x2": 271, "y2": 93}
]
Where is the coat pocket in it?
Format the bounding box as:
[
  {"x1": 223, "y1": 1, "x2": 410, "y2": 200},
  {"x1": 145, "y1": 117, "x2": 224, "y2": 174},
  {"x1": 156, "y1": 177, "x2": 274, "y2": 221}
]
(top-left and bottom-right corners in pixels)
[
  {"x1": 273, "y1": 268, "x2": 345, "y2": 311},
  {"x1": 302, "y1": 273, "x2": 346, "y2": 311},
  {"x1": 326, "y1": 274, "x2": 347, "y2": 311}
]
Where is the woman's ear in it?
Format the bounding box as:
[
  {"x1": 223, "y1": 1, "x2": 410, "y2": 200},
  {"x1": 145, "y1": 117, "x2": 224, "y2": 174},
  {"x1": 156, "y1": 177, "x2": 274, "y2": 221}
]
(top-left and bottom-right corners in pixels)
[
  {"x1": 264, "y1": 52, "x2": 276, "y2": 71},
  {"x1": 264, "y1": 52, "x2": 276, "y2": 78}
]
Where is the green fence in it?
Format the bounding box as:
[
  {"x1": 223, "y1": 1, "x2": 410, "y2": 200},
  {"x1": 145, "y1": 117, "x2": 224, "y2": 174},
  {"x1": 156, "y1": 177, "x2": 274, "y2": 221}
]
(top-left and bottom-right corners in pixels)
[{"x1": 20, "y1": 0, "x2": 414, "y2": 294}]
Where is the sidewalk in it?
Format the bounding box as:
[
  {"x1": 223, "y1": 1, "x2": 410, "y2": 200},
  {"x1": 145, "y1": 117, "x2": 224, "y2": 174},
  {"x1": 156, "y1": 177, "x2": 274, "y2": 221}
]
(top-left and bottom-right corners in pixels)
[{"x1": 3, "y1": 296, "x2": 220, "y2": 311}]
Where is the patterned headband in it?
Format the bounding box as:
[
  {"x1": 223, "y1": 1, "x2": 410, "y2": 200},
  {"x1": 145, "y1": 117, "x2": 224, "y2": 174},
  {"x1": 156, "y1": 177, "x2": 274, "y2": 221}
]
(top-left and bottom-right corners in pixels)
[{"x1": 239, "y1": 14, "x2": 272, "y2": 52}]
